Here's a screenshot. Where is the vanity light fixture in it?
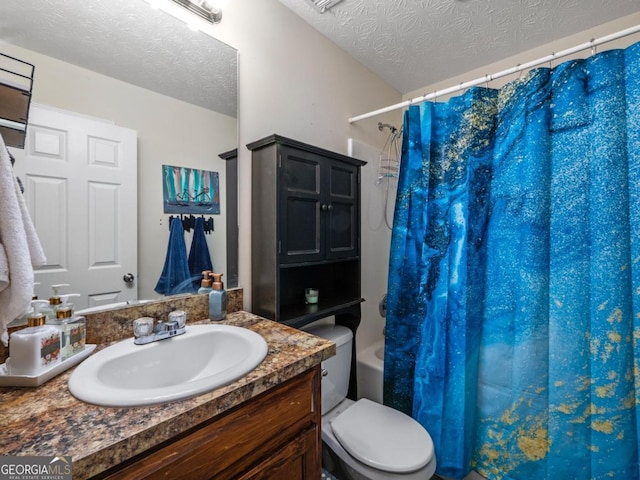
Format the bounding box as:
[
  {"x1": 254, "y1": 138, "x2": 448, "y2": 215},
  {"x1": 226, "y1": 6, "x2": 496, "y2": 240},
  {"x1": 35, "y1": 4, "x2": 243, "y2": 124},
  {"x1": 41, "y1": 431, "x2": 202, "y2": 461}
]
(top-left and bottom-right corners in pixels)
[
  {"x1": 143, "y1": 0, "x2": 223, "y2": 36},
  {"x1": 305, "y1": 0, "x2": 344, "y2": 14},
  {"x1": 170, "y1": 0, "x2": 222, "y2": 24}
]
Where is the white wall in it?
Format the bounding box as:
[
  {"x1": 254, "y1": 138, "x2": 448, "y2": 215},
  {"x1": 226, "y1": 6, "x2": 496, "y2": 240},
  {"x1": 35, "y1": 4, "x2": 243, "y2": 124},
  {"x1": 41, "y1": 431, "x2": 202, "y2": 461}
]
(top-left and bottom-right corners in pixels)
[
  {"x1": 350, "y1": 139, "x2": 398, "y2": 350},
  {"x1": 0, "y1": 40, "x2": 236, "y2": 300},
  {"x1": 210, "y1": 0, "x2": 404, "y2": 349}
]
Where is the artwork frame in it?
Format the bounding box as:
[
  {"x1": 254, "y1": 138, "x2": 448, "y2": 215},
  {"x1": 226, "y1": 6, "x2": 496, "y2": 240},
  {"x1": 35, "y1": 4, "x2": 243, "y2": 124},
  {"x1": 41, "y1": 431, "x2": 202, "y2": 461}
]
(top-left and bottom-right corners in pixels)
[{"x1": 162, "y1": 164, "x2": 220, "y2": 214}]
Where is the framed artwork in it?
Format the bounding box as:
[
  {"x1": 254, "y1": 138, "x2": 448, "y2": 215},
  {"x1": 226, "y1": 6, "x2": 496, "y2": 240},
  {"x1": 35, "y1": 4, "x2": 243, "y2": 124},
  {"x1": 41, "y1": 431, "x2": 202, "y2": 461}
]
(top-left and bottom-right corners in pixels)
[{"x1": 162, "y1": 164, "x2": 220, "y2": 214}]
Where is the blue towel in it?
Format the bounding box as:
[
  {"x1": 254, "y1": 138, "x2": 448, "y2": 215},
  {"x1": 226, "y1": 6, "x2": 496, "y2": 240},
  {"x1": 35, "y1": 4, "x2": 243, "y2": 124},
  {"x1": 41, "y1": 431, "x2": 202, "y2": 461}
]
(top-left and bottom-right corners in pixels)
[
  {"x1": 154, "y1": 217, "x2": 194, "y2": 295},
  {"x1": 188, "y1": 217, "x2": 213, "y2": 289}
]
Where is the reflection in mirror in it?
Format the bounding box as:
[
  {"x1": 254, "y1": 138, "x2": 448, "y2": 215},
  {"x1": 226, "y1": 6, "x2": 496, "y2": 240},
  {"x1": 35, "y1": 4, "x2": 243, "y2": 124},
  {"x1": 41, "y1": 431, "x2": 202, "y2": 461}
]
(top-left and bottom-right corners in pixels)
[{"x1": 0, "y1": 0, "x2": 238, "y2": 319}]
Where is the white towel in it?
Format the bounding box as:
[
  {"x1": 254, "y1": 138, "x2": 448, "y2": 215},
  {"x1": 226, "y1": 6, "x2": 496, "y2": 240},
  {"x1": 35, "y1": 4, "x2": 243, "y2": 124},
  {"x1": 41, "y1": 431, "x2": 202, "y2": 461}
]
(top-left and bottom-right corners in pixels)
[
  {"x1": 0, "y1": 133, "x2": 47, "y2": 346},
  {"x1": 0, "y1": 244, "x2": 8, "y2": 292}
]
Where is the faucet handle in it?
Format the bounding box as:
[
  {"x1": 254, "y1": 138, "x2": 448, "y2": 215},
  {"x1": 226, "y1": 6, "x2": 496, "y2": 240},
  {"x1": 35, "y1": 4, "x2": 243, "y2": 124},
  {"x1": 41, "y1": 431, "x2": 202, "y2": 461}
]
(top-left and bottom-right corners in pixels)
[
  {"x1": 133, "y1": 317, "x2": 154, "y2": 338},
  {"x1": 168, "y1": 310, "x2": 187, "y2": 329}
]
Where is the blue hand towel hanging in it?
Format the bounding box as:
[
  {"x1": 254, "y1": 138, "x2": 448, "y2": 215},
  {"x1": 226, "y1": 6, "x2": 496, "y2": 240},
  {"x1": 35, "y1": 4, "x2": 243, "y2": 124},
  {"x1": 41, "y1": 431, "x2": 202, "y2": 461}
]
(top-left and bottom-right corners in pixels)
[
  {"x1": 154, "y1": 217, "x2": 193, "y2": 295},
  {"x1": 188, "y1": 216, "x2": 213, "y2": 289}
]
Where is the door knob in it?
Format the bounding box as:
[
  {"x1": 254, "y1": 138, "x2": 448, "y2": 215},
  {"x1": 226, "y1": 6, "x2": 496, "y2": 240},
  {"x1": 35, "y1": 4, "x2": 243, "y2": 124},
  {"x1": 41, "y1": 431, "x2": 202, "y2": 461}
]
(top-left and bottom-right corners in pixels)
[{"x1": 123, "y1": 273, "x2": 135, "y2": 283}]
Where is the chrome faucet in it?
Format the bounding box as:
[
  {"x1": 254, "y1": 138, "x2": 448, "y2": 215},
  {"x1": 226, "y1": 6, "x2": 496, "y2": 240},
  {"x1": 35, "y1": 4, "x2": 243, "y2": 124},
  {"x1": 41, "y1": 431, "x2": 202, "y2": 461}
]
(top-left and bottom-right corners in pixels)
[{"x1": 133, "y1": 311, "x2": 187, "y2": 345}]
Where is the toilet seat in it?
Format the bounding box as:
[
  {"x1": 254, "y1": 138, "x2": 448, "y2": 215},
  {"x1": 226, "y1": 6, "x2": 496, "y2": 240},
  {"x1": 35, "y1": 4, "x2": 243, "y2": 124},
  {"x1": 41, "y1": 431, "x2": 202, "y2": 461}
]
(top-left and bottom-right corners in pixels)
[{"x1": 330, "y1": 398, "x2": 434, "y2": 474}]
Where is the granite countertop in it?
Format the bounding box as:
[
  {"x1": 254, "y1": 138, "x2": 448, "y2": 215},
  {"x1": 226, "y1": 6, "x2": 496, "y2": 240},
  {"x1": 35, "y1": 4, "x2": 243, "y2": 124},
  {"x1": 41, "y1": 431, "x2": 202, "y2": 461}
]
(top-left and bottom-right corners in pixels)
[{"x1": 0, "y1": 311, "x2": 335, "y2": 479}]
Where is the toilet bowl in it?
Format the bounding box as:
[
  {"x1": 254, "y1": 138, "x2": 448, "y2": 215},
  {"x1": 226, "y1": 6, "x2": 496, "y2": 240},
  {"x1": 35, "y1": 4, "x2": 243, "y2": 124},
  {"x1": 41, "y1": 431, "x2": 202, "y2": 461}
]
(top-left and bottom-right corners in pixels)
[{"x1": 305, "y1": 324, "x2": 436, "y2": 480}]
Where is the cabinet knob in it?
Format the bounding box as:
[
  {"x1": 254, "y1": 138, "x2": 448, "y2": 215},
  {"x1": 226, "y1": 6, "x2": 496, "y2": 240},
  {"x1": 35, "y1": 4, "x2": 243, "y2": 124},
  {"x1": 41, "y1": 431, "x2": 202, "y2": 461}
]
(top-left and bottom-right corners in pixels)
[
  {"x1": 327, "y1": 204, "x2": 334, "y2": 211},
  {"x1": 321, "y1": 204, "x2": 328, "y2": 211}
]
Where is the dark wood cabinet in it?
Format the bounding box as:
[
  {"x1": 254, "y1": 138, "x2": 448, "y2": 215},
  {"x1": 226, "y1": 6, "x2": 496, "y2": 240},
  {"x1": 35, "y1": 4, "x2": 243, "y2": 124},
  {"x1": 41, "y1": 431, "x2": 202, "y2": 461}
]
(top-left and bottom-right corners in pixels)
[
  {"x1": 219, "y1": 148, "x2": 239, "y2": 288},
  {"x1": 94, "y1": 367, "x2": 322, "y2": 480},
  {"x1": 279, "y1": 146, "x2": 360, "y2": 264},
  {"x1": 248, "y1": 135, "x2": 365, "y2": 398},
  {"x1": 247, "y1": 135, "x2": 365, "y2": 328}
]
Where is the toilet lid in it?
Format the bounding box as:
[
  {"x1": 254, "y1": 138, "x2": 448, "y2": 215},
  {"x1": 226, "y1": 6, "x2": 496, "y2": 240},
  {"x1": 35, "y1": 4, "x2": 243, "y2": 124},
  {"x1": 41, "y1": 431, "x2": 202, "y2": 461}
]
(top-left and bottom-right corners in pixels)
[{"x1": 330, "y1": 398, "x2": 434, "y2": 474}]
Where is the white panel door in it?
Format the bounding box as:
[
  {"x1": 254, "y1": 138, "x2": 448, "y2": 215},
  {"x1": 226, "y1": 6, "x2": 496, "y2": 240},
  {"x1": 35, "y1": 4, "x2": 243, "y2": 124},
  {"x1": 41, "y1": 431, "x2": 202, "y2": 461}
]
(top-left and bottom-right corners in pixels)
[{"x1": 11, "y1": 105, "x2": 137, "y2": 310}]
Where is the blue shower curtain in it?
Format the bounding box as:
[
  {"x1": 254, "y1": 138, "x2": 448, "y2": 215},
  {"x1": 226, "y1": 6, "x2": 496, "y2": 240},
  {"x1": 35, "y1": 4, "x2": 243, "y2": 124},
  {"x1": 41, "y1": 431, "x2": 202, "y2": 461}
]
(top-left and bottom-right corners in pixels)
[{"x1": 384, "y1": 42, "x2": 640, "y2": 480}]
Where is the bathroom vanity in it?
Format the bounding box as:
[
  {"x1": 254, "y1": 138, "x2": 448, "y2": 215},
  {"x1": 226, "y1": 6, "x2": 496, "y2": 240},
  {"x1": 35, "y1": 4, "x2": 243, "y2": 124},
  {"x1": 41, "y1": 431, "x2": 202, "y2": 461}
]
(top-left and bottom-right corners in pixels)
[
  {"x1": 0, "y1": 311, "x2": 334, "y2": 479},
  {"x1": 98, "y1": 367, "x2": 321, "y2": 479}
]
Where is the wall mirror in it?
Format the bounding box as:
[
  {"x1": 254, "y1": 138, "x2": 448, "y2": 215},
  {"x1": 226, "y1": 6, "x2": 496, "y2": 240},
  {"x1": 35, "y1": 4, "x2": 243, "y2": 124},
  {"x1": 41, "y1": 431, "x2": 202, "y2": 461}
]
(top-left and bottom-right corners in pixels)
[{"x1": 0, "y1": 0, "x2": 238, "y2": 317}]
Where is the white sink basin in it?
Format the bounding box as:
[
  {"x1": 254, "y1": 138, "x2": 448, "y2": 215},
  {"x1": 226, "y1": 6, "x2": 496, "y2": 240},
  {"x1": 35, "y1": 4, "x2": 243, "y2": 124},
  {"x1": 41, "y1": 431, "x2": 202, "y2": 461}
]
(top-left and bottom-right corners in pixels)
[{"x1": 68, "y1": 324, "x2": 268, "y2": 407}]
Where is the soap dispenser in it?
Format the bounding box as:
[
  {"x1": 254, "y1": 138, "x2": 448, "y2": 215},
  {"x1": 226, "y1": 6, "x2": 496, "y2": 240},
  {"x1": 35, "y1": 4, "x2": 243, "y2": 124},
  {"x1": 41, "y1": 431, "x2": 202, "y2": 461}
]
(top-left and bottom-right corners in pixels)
[
  {"x1": 209, "y1": 273, "x2": 227, "y2": 321},
  {"x1": 43, "y1": 283, "x2": 70, "y2": 320},
  {"x1": 198, "y1": 270, "x2": 213, "y2": 294},
  {"x1": 47, "y1": 294, "x2": 86, "y2": 360},
  {"x1": 8, "y1": 300, "x2": 62, "y2": 376}
]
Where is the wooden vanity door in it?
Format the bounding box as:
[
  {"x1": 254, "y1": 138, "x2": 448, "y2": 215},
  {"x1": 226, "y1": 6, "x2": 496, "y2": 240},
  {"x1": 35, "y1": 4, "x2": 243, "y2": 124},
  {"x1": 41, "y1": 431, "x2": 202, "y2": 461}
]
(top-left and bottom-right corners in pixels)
[{"x1": 237, "y1": 427, "x2": 320, "y2": 480}]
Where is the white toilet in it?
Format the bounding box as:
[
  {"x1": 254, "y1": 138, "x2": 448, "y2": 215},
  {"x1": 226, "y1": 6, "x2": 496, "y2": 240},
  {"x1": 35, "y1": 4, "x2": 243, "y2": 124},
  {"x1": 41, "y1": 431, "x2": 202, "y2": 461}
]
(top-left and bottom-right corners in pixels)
[{"x1": 305, "y1": 324, "x2": 436, "y2": 480}]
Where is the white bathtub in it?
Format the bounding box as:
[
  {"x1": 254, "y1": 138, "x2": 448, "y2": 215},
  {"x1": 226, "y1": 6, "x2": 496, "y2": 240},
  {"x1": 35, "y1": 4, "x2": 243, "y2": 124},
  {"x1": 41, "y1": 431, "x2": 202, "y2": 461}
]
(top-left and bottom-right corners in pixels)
[{"x1": 356, "y1": 339, "x2": 384, "y2": 403}]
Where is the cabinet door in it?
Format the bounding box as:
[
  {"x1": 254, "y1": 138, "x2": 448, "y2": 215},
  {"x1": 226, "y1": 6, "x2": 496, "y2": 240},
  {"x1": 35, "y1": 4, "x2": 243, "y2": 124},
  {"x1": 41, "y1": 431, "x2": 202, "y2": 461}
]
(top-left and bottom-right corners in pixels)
[
  {"x1": 325, "y1": 160, "x2": 359, "y2": 260},
  {"x1": 279, "y1": 147, "x2": 324, "y2": 264},
  {"x1": 237, "y1": 427, "x2": 320, "y2": 480}
]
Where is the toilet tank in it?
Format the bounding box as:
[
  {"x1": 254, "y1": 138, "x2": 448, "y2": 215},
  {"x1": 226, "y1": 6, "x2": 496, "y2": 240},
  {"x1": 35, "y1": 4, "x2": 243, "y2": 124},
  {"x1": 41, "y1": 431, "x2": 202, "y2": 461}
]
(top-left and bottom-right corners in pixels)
[{"x1": 303, "y1": 324, "x2": 352, "y2": 415}]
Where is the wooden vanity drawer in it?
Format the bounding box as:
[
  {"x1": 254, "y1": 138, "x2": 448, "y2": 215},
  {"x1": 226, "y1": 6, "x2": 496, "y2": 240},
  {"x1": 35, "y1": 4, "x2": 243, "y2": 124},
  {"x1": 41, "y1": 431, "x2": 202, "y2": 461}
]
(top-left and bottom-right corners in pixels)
[{"x1": 99, "y1": 366, "x2": 321, "y2": 480}]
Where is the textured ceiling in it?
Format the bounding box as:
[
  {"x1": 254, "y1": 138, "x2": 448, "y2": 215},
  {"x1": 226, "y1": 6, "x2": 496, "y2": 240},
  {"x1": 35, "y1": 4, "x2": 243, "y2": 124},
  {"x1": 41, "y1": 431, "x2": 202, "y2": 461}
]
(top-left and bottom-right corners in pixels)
[
  {"x1": 279, "y1": 0, "x2": 640, "y2": 94},
  {"x1": 2, "y1": 1, "x2": 638, "y2": 118},
  {"x1": 0, "y1": 0, "x2": 237, "y2": 118}
]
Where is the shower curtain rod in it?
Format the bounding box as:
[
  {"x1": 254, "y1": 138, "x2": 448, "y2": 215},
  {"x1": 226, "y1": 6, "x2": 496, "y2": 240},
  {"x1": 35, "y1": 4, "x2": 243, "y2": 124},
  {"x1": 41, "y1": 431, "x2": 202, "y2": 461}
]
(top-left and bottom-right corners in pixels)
[{"x1": 349, "y1": 24, "x2": 640, "y2": 124}]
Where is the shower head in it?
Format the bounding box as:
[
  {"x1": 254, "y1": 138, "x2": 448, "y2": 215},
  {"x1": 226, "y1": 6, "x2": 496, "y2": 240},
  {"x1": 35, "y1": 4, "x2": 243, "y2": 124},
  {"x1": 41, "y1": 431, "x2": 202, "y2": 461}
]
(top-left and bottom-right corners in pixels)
[{"x1": 378, "y1": 122, "x2": 398, "y2": 134}]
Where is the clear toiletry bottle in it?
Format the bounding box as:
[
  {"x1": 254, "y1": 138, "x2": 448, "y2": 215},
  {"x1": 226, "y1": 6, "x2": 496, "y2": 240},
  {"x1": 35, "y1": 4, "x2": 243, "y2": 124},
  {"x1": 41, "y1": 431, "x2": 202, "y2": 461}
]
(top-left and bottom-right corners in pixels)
[
  {"x1": 198, "y1": 270, "x2": 213, "y2": 294},
  {"x1": 209, "y1": 273, "x2": 227, "y2": 321},
  {"x1": 47, "y1": 293, "x2": 86, "y2": 360},
  {"x1": 9, "y1": 300, "x2": 62, "y2": 375},
  {"x1": 43, "y1": 283, "x2": 70, "y2": 320}
]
